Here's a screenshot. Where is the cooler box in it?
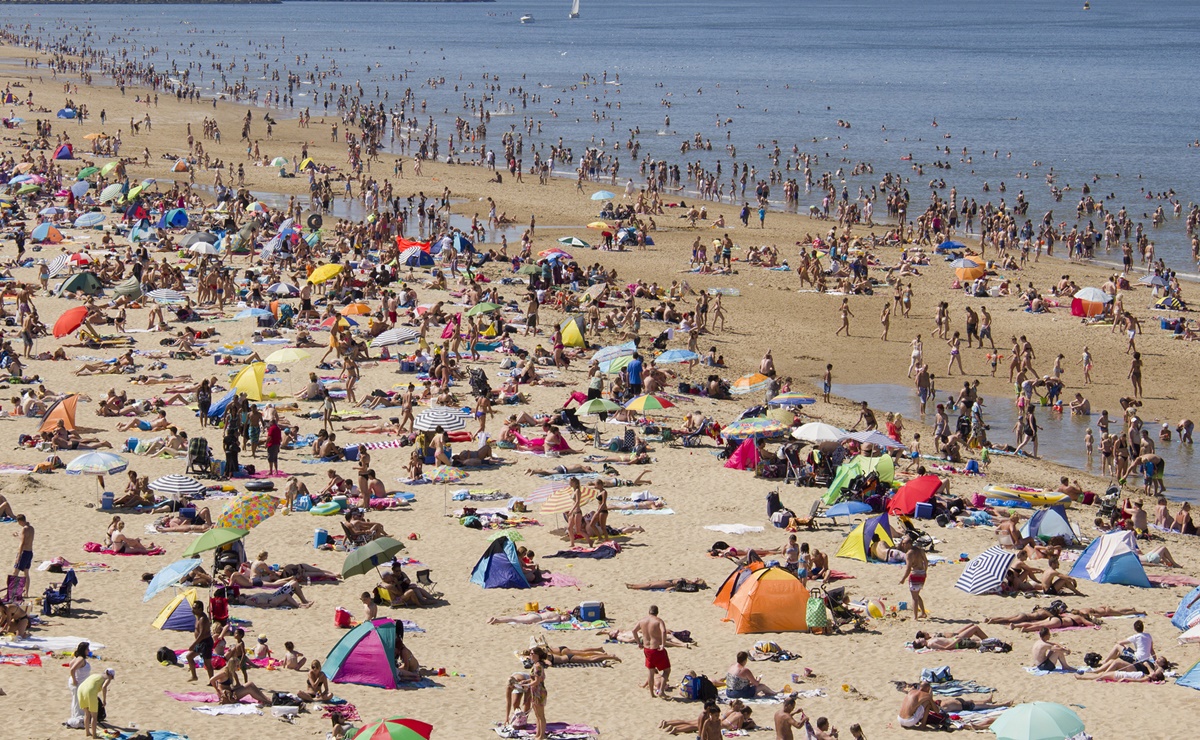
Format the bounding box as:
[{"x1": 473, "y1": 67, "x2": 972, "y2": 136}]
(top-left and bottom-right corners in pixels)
[
  {"x1": 100, "y1": 492, "x2": 114, "y2": 511},
  {"x1": 579, "y1": 601, "x2": 605, "y2": 621},
  {"x1": 314, "y1": 528, "x2": 329, "y2": 548},
  {"x1": 913, "y1": 502, "x2": 934, "y2": 520}
]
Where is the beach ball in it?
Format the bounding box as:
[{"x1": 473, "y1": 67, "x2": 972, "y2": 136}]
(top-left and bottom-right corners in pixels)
[{"x1": 867, "y1": 600, "x2": 885, "y2": 619}]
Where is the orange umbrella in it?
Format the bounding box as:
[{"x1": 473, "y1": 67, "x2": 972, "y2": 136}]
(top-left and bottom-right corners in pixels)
[
  {"x1": 53, "y1": 306, "x2": 89, "y2": 338},
  {"x1": 340, "y1": 303, "x2": 372, "y2": 316},
  {"x1": 955, "y1": 266, "x2": 985, "y2": 281}
]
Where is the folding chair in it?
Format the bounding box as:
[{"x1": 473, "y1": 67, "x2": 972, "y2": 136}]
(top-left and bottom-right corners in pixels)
[
  {"x1": 41, "y1": 569, "x2": 77, "y2": 616},
  {"x1": 415, "y1": 568, "x2": 442, "y2": 598},
  {"x1": 341, "y1": 522, "x2": 371, "y2": 549},
  {"x1": 186, "y1": 436, "x2": 213, "y2": 477}
]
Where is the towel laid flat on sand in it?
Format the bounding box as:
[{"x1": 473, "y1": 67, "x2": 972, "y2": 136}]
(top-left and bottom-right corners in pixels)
[
  {"x1": 0, "y1": 636, "x2": 105, "y2": 652},
  {"x1": 83, "y1": 542, "x2": 165, "y2": 556},
  {"x1": 704, "y1": 523, "x2": 764, "y2": 535},
  {"x1": 192, "y1": 704, "x2": 262, "y2": 716},
  {"x1": 0, "y1": 653, "x2": 42, "y2": 667},
  {"x1": 494, "y1": 722, "x2": 599, "y2": 739},
  {"x1": 537, "y1": 573, "x2": 584, "y2": 588}
]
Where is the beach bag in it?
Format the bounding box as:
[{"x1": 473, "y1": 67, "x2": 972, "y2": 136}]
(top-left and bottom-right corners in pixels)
[
  {"x1": 806, "y1": 590, "x2": 829, "y2": 632},
  {"x1": 156, "y1": 646, "x2": 178, "y2": 666},
  {"x1": 921, "y1": 665, "x2": 953, "y2": 684},
  {"x1": 770, "y1": 509, "x2": 794, "y2": 529},
  {"x1": 978, "y1": 638, "x2": 1012, "y2": 653},
  {"x1": 270, "y1": 692, "x2": 303, "y2": 707},
  {"x1": 681, "y1": 674, "x2": 718, "y2": 702},
  {"x1": 293, "y1": 495, "x2": 313, "y2": 512},
  {"x1": 334, "y1": 607, "x2": 353, "y2": 629}
]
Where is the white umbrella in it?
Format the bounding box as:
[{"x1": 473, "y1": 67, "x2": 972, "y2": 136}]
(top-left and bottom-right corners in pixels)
[
  {"x1": 842, "y1": 429, "x2": 906, "y2": 449},
  {"x1": 47, "y1": 254, "x2": 69, "y2": 279},
  {"x1": 791, "y1": 422, "x2": 846, "y2": 443},
  {"x1": 414, "y1": 407, "x2": 471, "y2": 432},
  {"x1": 1073, "y1": 287, "x2": 1112, "y2": 304},
  {"x1": 370, "y1": 327, "x2": 419, "y2": 347},
  {"x1": 268, "y1": 282, "x2": 300, "y2": 296},
  {"x1": 150, "y1": 474, "x2": 207, "y2": 498},
  {"x1": 189, "y1": 242, "x2": 220, "y2": 256},
  {"x1": 147, "y1": 289, "x2": 189, "y2": 304}
]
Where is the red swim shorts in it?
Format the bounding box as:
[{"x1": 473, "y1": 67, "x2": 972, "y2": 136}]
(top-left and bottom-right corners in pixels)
[{"x1": 644, "y1": 647, "x2": 670, "y2": 671}]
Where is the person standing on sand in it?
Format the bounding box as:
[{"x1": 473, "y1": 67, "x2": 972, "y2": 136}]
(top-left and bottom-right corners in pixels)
[
  {"x1": 633, "y1": 605, "x2": 670, "y2": 698},
  {"x1": 899, "y1": 537, "x2": 929, "y2": 620},
  {"x1": 835, "y1": 298, "x2": 853, "y2": 337},
  {"x1": 65, "y1": 641, "x2": 91, "y2": 729},
  {"x1": 185, "y1": 601, "x2": 214, "y2": 682},
  {"x1": 880, "y1": 302, "x2": 891, "y2": 341},
  {"x1": 774, "y1": 696, "x2": 807, "y2": 740},
  {"x1": 1128, "y1": 352, "x2": 1143, "y2": 399},
  {"x1": 11, "y1": 514, "x2": 33, "y2": 580},
  {"x1": 526, "y1": 646, "x2": 549, "y2": 740},
  {"x1": 946, "y1": 332, "x2": 964, "y2": 375},
  {"x1": 822, "y1": 364, "x2": 833, "y2": 404}
]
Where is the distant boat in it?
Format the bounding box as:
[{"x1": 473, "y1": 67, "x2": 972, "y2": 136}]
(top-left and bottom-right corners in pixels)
[
  {"x1": 569, "y1": 0, "x2": 580, "y2": 19},
  {"x1": 520, "y1": 14, "x2": 535, "y2": 23},
  {"x1": 1083, "y1": 1, "x2": 1090, "y2": 8}
]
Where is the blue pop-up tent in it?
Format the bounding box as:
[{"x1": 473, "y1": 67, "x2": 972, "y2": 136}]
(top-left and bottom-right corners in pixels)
[
  {"x1": 1069, "y1": 531, "x2": 1150, "y2": 587},
  {"x1": 470, "y1": 537, "x2": 529, "y2": 589}
]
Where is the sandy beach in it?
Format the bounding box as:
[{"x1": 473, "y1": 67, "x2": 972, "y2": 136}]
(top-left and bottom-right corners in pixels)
[{"x1": 1, "y1": 34, "x2": 1199, "y2": 740}]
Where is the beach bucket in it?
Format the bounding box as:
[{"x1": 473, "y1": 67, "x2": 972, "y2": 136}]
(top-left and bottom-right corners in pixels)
[{"x1": 314, "y1": 528, "x2": 329, "y2": 548}]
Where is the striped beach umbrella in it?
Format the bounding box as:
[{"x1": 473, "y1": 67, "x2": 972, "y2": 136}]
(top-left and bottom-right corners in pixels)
[
  {"x1": 427, "y1": 466, "x2": 468, "y2": 485},
  {"x1": 150, "y1": 474, "x2": 207, "y2": 498},
  {"x1": 625, "y1": 394, "x2": 675, "y2": 412},
  {"x1": 730, "y1": 373, "x2": 772, "y2": 395},
  {"x1": 47, "y1": 254, "x2": 69, "y2": 278},
  {"x1": 98, "y1": 183, "x2": 123, "y2": 203},
  {"x1": 148, "y1": 289, "x2": 189, "y2": 304},
  {"x1": 414, "y1": 407, "x2": 470, "y2": 432},
  {"x1": 954, "y1": 546, "x2": 1015, "y2": 595},
  {"x1": 541, "y1": 484, "x2": 600, "y2": 516},
  {"x1": 842, "y1": 429, "x2": 906, "y2": 449},
  {"x1": 66, "y1": 452, "x2": 129, "y2": 476},
  {"x1": 655, "y1": 349, "x2": 699, "y2": 365},
  {"x1": 268, "y1": 282, "x2": 300, "y2": 296},
  {"x1": 721, "y1": 417, "x2": 788, "y2": 440},
  {"x1": 768, "y1": 392, "x2": 817, "y2": 407},
  {"x1": 558, "y1": 236, "x2": 590, "y2": 248},
  {"x1": 352, "y1": 716, "x2": 432, "y2": 740},
  {"x1": 370, "y1": 327, "x2": 419, "y2": 347}
]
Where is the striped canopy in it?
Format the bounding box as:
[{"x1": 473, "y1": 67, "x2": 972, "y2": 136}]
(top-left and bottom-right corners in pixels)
[
  {"x1": 954, "y1": 546, "x2": 1015, "y2": 595},
  {"x1": 370, "y1": 327, "x2": 419, "y2": 347},
  {"x1": 540, "y1": 484, "x2": 601, "y2": 516},
  {"x1": 414, "y1": 407, "x2": 470, "y2": 432},
  {"x1": 150, "y1": 474, "x2": 207, "y2": 498}
]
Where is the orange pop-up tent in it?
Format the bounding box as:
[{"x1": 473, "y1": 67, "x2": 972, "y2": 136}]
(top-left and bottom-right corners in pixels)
[
  {"x1": 724, "y1": 566, "x2": 809, "y2": 634},
  {"x1": 38, "y1": 394, "x2": 79, "y2": 434}
]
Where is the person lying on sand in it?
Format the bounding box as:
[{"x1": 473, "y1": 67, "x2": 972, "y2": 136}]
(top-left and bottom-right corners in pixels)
[
  {"x1": 987, "y1": 604, "x2": 1141, "y2": 625},
  {"x1": 488, "y1": 610, "x2": 573, "y2": 626},
  {"x1": 1076, "y1": 655, "x2": 1172, "y2": 683},
  {"x1": 912, "y1": 624, "x2": 990, "y2": 651},
  {"x1": 661, "y1": 701, "x2": 752, "y2": 735},
  {"x1": 626, "y1": 579, "x2": 708, "y2": 592},
  {"x1": 518, "y1": 644, "x2": 621, "y2": 666},
  {"x1": 598, "y1": 627, "x2": 694, "y2": 648},
  {"x1": 899, "y1": 682, "x2": 1005, "y2": 730},
  {"x1": 230, "y1": 581, "x2": 313, "y2": 609},
  {"x1": 524, "y1": 464, "x2": 596, "y2": 477},
  {"x1": 155, "y1": 507, "x2": 213, "y2": 532},
  {"x1": 249, "y1": 552, "x2": 337, "y2": 584}
]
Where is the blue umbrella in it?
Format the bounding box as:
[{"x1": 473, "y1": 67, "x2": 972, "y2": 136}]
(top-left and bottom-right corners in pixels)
[
  {"x1": 936, "y1": 240, "x2": 966, "y2": 252},
  {"x1": 590, "y1": 190, "x2": 616, "y2": 201},
  {"x1": 656, "y1": 349, "x2": 699, "y2": 364},
  {"x1": 74, "y1": 212, "x2": 105, "y2": 229},
  {"x1": 823, "y1": 501, "x2": 872, "y2": 519},
  {"x1": 235, "y1": 308, "x2": 274, "y2": 320},
  {"x1": 70, "y1": 181, "x2": 91, "y2": 198},
  {"x1": 592, "y1": 341, "x2": 637, "y2": 365},
  {"x1": 143, "y1": 558, "x2": 202, "y2": 602}
]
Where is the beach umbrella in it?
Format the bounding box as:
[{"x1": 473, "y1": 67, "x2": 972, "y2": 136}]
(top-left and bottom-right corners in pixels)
[
  {"x1": 245, "y1": 201, "x2": 269, "y2": 214},
  {"x1": 823, "y1": 501, "x2": 873, "y2": 519},
  {"x1": 541, "y1": 483, "x2": 600, "y2": 516},
  {"x1": 516, "y1": 264, "x2": 540, "y2": 275},
  {"x1": 590, "y1": 190, "x2": 616, "y2": 200},
  {"x1": 767, "y1": 392, "x2": 817, "y2": 407},
  {"x1": 414, "y1": 407, "x2": 470, "y2": 432},
  {"x1": 268, "y1": 282, "x2": 300, "y2": 296},
  {"x1": 126, "y1": 185, "x2": 146, "y2": 202},
  {"x1": 235, "y1": 308, "x2": 274, "y2": 320},
  {"x1": 539, "y1": 248, "x2": 572, "y2": 260},
  {"x1": 576, "y1": 398, "x2": 621, "y2": 416},
  {"x1": 937, "y1": 240, "x2": 967, "y2": 252},
  {"x1": 842, "y1": 429, "x2": 906, "y2": 449},
  {"x1": 98, "y1": 183, "x2": 123, "y2": 203},
  {"x1": 183, "y1": 231, "x2": 218, "y2": 246},
  {"x1": 586, "y1": 221, "x2": 611, "y2": 230},
  {"x1": 147, "y1": 289, "x2": 189, "y2": 305},
  {"x1": 464, "y1": 302, "x2": 501, "y2": 317},
  {"x1": 1073, "y1": 287, "x2": 1111, "y2": 304},
  {"x1": 370, "y1": 327, "x2": 419, "y2": 347},
  {"x1": 340, "y1": 303, "x2": 372, "y2": 316},
  {"x1": 792, "y1": 422, "x2": 846, "y2": 442},
  {"x1": 270, "y1": 157, "x2": 289, "y2": 167},
  {"x1": 308, "y1": 263, "x2": 343, "y2": 284},
  {"x1": 582, "y1": 284, "x2": 607, "y2": 302},
  {"x1": 558, "y1": 236, "x2": 590, "y2": 248},
  {"x1": 47, "y1": 254, "x2": 69, "y2": 279},
  {"x1": 954, "y1": 546, "x2": 1016, "y2": 595},
  {"x1": 655, "y1": 349, "x2": 699, "y2": 365},
  {"x1": 625, "y1": 394, "x2": 675, "y2": 412},
  {"x1": 142, "y1": 558, "x2": 203, "y2": 602},
  {"x1": 991, "y1": 702, "x2": 1084, "y2": 740},
  {"x1": 341, "y1": 537, "x2": 406, "y2": 579},
  {"x1": 398, "y1": 246, "x2": 430, "y2": 267},
  {"x1": 427, "y1": 466, "x2": 468, "y2": 485},
  {"x1": 67, "y1": 252, "x2": 91, "y2": 266},
  {"x1": 189, "y1": 242, "x2": 220, "y2": 256},
  {"x1": 599, "y1": 355, "x2": 633, "y2": 374},
  {"x1": 730, "y1": 373, "x2": 772, "y2": 395},
  {"x1": 592, "y1": 342, "x2": 636, "y2": 364},
  {"x1": 69, "y1": 181, "x2": 91, "y2": 198},
  {"x1": 53, "y1": 306, "x2": 89, "y2": 338},
  {"x1": 265, "y1": 347, "x2": 311, "y2": 364},
  {"x1": 722, "y1": 417, "x2": 788, "y2": 440},
  {"x1": 76, "y1": 166, "x2": 100, "y2": 179},
  {"x1": 319, "y1": 315, "x2": 357, "y2": 329},
  {"x1": 1138, "y1": 274, "x2": 1167, "y2": 287},
  {"x1": 949, "y1": 258, "x2": 980, "y2": 269},
  {"x1": 215, "y1": 491, "x2": 280, "y2": 531},
  {"x1": 149, "y1": 474, "x2": 207, "y2": 498},
  {"x1": 16, "y1": 184, "x2": 40, "y2": 196},
  {"x1": 66, "y1": 452, "x2": 129, "y2": 476},
  {"x1": 182, "y1": 528, "x2": 249, "y2": 558},
  {"x1": 100, "y1": 162, "x2": 121, "y2": 177},
  {"x1": 955, "y1": 266, "x2": 985, "y2": 281},
  {"x1": 74, "y1": 212, "x2": 104, "y2": 229},
  {"x1": 39, "y1": 206, "x2": 66, "y2": 217},
  {"x1": 352, "y1": 717, "x2": 433, "y2": 740}
]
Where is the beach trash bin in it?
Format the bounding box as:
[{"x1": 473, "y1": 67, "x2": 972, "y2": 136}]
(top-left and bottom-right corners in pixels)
[
  {"x1": 913, "y1": 502, "x2": 934, "y2": 520},
  {"x1": 100, "y1": 492, "x2": 114, "y2": 511},
  {"x1": 579, "y1": 601, "x2": 605, "y2": 621},
  {"x1": 314, "y1": 528, "x2": 329, "y2": 548}
]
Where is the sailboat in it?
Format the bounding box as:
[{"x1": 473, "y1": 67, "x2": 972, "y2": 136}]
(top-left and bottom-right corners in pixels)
[
  {"x1": 569, "y1": 0, "x2": 580, "y2": 19},
  {"x1": 520, "y1": 13, "x2": 535, "y2": 23}
]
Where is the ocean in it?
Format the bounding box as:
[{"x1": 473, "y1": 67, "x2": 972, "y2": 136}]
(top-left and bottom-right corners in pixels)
[{"x1": 4, "y1": 0, "x2": 1200, "y2": 265}]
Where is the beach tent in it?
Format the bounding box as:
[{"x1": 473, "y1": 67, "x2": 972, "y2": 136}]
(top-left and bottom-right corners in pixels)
[
  {"x1": 112, "y1": 276, "x2": 143, "y2": 299},
  {"x1": 322, "y1": 618, "x2": 403, "y2": 689},
  {"x1": 1172, "y1": 587, "x2": 1200, "y2": 631},
  {"x1": 835, "y1": 515, "x2": 893, "y2": 562},
  {"x1": 955, "y1": 546, "x2": 1015, "y2": 595},
  {"x1": 723, "y1": 437, "x2": 760, "y2": 471},
  {"x1": 30, "y1": 223, "x2": 64, "y2": 244},
  {"x1": 1176, "y1": 661, "x2": 1200, "y2": 691},
  {"x1": 712, "y1": 551, "x2": 765, "y2": 610},
  {"x1": 53, "y1": 143, "x2": 74, "y2": 160},
  {"x1": 37, "y1": 394, "x2": 79, "y2": 434},
  {"x1": 1069, "y1": 531, "x2": 1150, "y2": 588},
  {"x1": 396, "y1": 237, "x2": 431, "y2": 252},
  {"x1": 230, "y1": 362, "x2": 265, "y2": 401},
  {"x1": 1020, "y1": 505, "x2": 1077, "y2": 546},
  {"x1": 400, "y1": 248, "x2": 434, "y2": 267},
  {"x1": 1156, "y1": 296, "x2": 1185, "y2": 310},
  {"x1": 299, "y1": 158, "x2": 318, "y2": 171},
  {"x1": 207, "y1": 389, "x2": 236, "y2": 420},
  {"x1": 57, "y1": 271, "x2": 103, "y2": 296},
  {"x1": 887, "y1": 475, "x2": 941, "y2": 516},
  {"x1": 157, "y1": 208, "x2": 190, "y2": 229},
  {"x1": 724, "y1": 566, "x2": 809, "y2": 634},
  {"x1": 470, "y1": 537, "x2": 530, "y2": 589},
  {"x1": 57, "y1": 108, "x2": 77, "y2": 119},
  {"x1": 559, "y1": 315, "x2": 586, "y2": 348},
  {"x1": 172, "y1": 159, "x2": 190, "y2": 173},
  {"x1": 823, "y1": 454, "x2": 894, "y2": 505},
  {"x1": 152, "y1": 589, "x2": 198, "y2": 631}
]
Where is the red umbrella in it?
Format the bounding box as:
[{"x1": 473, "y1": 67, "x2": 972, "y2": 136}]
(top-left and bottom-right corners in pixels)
[
  {"x1": 53, "y1": 306, "x2": 89, "y2": 338},
  {"x1": 887, "y1": 474, "x2": 943, "y2": 516},
  {"x1": 68, "y1": 252, "x2": 92, "y2": 266}
]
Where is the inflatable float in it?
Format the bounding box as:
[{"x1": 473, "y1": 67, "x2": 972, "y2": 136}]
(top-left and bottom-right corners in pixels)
[{"x1": 985, "y1": 484, "x2": 1070, "y2": 507}]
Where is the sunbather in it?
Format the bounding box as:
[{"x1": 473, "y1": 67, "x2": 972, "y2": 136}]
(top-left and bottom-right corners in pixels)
[
  {"x1": 912, "y1": 624, "x2": 990, "y2": 651},
  {"x1": 519, "y1": 644, "x2": 621, "y2": 666},
  {"x1": 488, "y1": 610, "x2": 572, "y2": 626},
  {"x1": 626, "y1": 579, "x2": 708, "y2": 592},
  {"x1": 597, "y1": 627, "x2": 693, "y2": 648},
  {"x1": 109, "y1": 521, "x2": 157, "y2": 554},
  {"x1": 231, "y1": 581, "x2": 313, "y2": 609},
  {"x1": 660, "y1": 702, "x2": 752, "y2": 735}
]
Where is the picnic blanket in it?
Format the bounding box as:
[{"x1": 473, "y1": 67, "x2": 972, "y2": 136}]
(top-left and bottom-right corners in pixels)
[
  {"x1": 495, "y1": 722, "x2": 599, "y2": 739},
  {"x1": 83, "y1": 542, "x2": 165, "y2": 556},
  {"x1": 0, "y1": 653, "x2": 42, "y2": 667},
  {"x1": 537, "y1": 573, "x2": 584, "y2": 588},
  {"x1": 1149, "y1": 574, "x2": 1200, "y2": 587}
]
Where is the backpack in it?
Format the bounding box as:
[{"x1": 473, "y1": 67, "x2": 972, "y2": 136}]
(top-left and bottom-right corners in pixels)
[
  {"x1": 1048, "y1": 599, "x2": 1068, "y2": 616},
  {"x1": 978, "y1": 638, "x2": 1012, "y2": 653},
  {"x1": 680, "y1": 674, "x2": 718, "y2": 702},
  {"x1": 920, "y1": 665, "x2": 953, "y2": 684},
  {"x1": 770, "y1": 509, "x2": 794, "y2": 528},
  {"x1": 156, "y1": 646, "x2": 178, "y2": 665}
]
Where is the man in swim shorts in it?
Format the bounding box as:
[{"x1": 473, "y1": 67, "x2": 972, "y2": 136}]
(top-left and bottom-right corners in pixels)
[
  {"x1": 632, "y1": 604, "x2": 670, "y2": 697},
  {"x1": 898, "y1": 682, "x2": 939, "y2": 729}
]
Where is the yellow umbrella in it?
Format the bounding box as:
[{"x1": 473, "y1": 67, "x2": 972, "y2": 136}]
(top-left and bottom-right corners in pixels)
[
  {"x1": 586, "y1": 221, "x2": 611, "y2": 230},
  {"x1": 540, "y1": 484, "x2": 600, "y2": 516},
  {"x1": 83, "y1": 133, "x2": 106, "y2": 141},
  {"x1": 265, "y1": 347, "x2": 311, "y2": 363},
  {"x1": 308, "y1": 263, "x2": 344, "y2": 284}
]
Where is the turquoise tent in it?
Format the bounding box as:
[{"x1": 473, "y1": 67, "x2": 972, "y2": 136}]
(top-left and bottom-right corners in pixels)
[
  {"x1": 1020, "y1": 505, "x2": 1077, "y2": 545},
  {"x1": 1069, "y1": 531, "x2": 1150, "y2": 588},
  {"x1": 322, "y1": 618, "x2": 402, "y2": 689},
  {"x1": 1177, "y1": 661, "x2": 1200, "y2": 691}
]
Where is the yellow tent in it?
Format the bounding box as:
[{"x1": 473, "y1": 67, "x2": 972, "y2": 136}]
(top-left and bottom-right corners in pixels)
[
  {"x1": 151, "y1": 588, "x2": 198, "y2": 631},
  {"x1": 835, "y1": 515, "x2": 894, "y2": 562},
  {"x1": 308, "y1": 263, "x2": 343, "y2": 284},
  {"x1": 560, "y1": 315, "x2": 586, "y2": 348},
  {"x1": 299, "y1": 158, "x2": 317, "y2": 171},
  {"x1": 231, "y1": 362, "x2": 265, "y2": 401}
]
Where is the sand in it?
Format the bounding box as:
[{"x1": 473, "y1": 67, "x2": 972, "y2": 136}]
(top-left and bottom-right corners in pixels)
[{"x1": 0, "y1": 43, "x2": 1198, "y2": 739}]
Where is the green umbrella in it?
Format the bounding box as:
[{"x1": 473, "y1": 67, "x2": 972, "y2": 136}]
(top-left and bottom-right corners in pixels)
[
  {"x1": 16, "y1": 184, "x2": 40, "y2": 196},
  {"x1": 352, "y1": 716, "x2": 433, "y2": 740},
  {"x1": 577, "y1": 398, "x2": 620, "y2": 416},
  {"x1": 182, "y1": 527, "x2": 248, "y2": 558},
  {"x1": 464, "y1": 302, "x2": 501, "y2": 317},
  {"x1": 76, "y1": 166, "x2": 100, "y2": 180},
  {"x1": 517, "y1": 264, "x2": 540, "y2": 275},
  {"x1": 991, "y1": 702, "x2": 1084, "y2": 740},
  {"x1": 100, "y1": 161, "x2": 120, "y2": 176},
  {"x1": 341, "y1": 536, "x2": 406, "y2": 578}
]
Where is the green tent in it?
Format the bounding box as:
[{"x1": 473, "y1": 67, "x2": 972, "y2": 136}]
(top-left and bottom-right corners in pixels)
[
  {"x1": 112, "y1": 276, "x2": 143, "y2": 298},
  {"x1": 57, "y1": 271, "x2": 103, "y2": 296},
  {"x1": 822, "y1": 454, "x2": 895, "y2": 505}
]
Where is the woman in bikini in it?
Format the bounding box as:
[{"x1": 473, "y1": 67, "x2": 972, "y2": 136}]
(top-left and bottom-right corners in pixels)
[
  {"x1": 912, "y1": 624, "x2": 990, "y2": 651},
  {"x1": 521, "y1": 644, "x2": 621, "y2": 666},
  {"x1": 109, "y1": 520, "x2": 157, "y2": 554}
]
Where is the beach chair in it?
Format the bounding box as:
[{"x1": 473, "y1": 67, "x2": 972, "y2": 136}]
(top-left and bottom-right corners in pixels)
[
  {"x1": 415, "y1": 568, "x2": 441, "y2": 598},
  {"x1": 676, "y1": 417, "x2": 713, "y2": 448},
  {"x1": 41, "y1": 569, "x2": 77, "y2": 616},
  {"x1": 341, "y1": 522, "x2": 371, "y2": 549},
  {"x1": 2, "y1": 575, "x2": 27, "y2": 605},
  {"x1": 186, "y1": 436, "x2": 213, "y2": 477}
]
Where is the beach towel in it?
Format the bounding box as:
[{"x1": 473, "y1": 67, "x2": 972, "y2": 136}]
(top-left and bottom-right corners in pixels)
[
  {"x1": 396, "y1": 677, "x2": 444, "y2": 690},
  {"x1": 704, "y1": 524, "x2": 764, "y2": 535},
  {"x1": 164, "y1": 691, "x2": 254, "y2": 704},
  {"x1": 930, "y1": 680, "x2": 995, "y2": 697},
  {"x1": 495, "y1": 723, "x2": 599, "y2": 739},
  {"x1": 37, "y1": 560, "x2": 115, "y2": 573},
  {"x1": 716, "y1": 690, "x2": 794, "y2": 705},
  {"x1": 542, "y1": 619, "x2": 610, "y2": 632},
  {"x1": 1149, "y1": 574, "x2": 1200, "y2": 588},
  {"x1": 537, "y1": 573, "x2": 584, "y2": 588},
  {"x1": 116, "y1": 732, "x2": 190, "y2": 740},
  {"x1": 0, "y1": 653, "x2": 42, "y2": 667},
  {"x1": 615, "y1": 508, "x2": 675, "y2": 516},
  {"x1": 321, "y1": 702, "x2": 360, "y2": 721},
  {"x1": 83, "y1": 542, "x2": 165, "y2": 556},
  {"x1": 545, "y1": 544, "x2": 620, "y2": 560},
  {"x1": 0, "y1": 636, "x2": 105, "y2": 652},
  {"x1": 0, "y1": 464, "x2": 36, "y2": 474},
  {"x1": 192, "y1": 704, "x2": 262, "y2": 716},
  {"x1": 1025, "y1": 666, "x2": 1087, "y2": 676}
]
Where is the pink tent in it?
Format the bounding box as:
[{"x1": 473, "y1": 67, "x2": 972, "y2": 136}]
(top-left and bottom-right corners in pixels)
[{"x1": 724, "y1": 438, "x2": 760, "y2": 471}]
